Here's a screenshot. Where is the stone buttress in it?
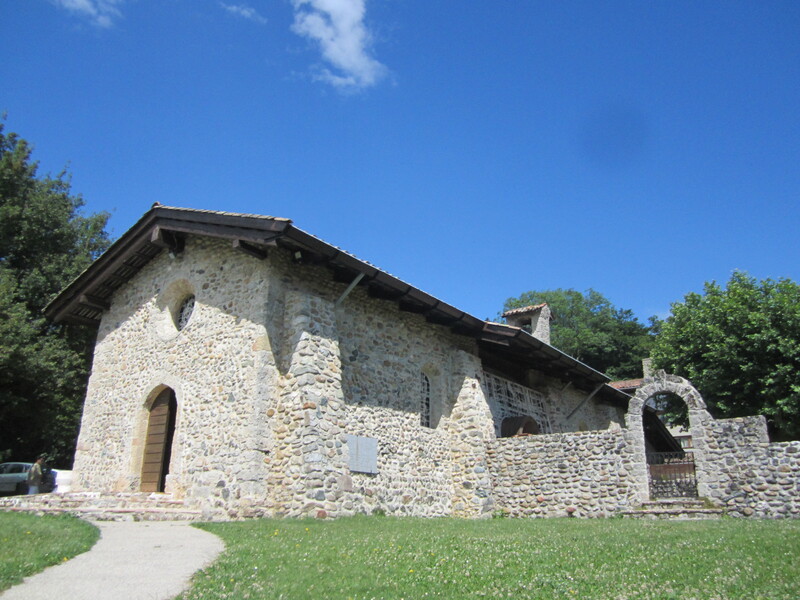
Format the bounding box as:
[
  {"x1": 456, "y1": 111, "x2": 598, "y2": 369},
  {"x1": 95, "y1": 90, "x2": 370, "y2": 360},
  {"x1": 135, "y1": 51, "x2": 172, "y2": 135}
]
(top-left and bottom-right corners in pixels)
[
  {"x1": 447, "y1": 351, "x2": 496, "y2": 517},
  {"x1": 266, "y1": 288, "x2": 354, "y2": 518}
]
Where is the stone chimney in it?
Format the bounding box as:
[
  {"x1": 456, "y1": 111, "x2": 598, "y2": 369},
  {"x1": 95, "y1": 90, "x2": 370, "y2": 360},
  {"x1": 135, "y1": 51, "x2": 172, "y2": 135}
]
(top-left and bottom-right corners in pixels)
[
  {"x1": 501, "y1": 303, "x2": 552, "y2": 345},
  {"x1": 642, "y1": 358, "x2": 653, "y2": 379}
]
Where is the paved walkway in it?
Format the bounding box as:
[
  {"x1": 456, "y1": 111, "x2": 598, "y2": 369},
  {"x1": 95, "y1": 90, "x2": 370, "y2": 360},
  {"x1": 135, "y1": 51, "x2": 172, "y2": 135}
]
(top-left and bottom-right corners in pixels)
[{"x1": 3, "y1": 520, "x2": 225, "y2": 600}]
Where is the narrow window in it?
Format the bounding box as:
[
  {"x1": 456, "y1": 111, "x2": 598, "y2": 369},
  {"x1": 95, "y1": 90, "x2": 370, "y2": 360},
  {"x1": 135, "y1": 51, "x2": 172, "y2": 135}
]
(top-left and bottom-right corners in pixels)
[
  {"x1": 175, "y1": 295, "x2": 195, "y2": 331},
  {"x1": 420, "y1": 372, "x2": 432, "y2": 428}
]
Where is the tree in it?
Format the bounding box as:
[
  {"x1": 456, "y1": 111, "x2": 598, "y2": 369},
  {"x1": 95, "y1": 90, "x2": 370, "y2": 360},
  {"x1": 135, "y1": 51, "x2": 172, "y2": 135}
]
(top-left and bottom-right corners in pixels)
[
  {"x1": 652, "y1": 271, "x2": 800, "y2": 441},
  {"x1": 502, "y1": 288, "x2": 654, "y2": 379},
  {"x1": 0, "y1": 121, "x2": 110, "y2": 466}
]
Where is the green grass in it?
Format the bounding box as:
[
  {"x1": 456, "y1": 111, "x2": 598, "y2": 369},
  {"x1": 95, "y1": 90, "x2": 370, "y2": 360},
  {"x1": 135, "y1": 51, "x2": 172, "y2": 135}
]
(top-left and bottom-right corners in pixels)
[
  {"x1": 181, "y1": 517, "x2": 800, "y2": 600},
  {"x1": 0, "y1": 512, "x2": 100, "y2": 591}
]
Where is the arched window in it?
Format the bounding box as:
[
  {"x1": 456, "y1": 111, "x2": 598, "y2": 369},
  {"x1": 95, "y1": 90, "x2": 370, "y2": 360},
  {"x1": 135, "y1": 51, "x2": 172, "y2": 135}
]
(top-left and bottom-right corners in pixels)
[
  {"x1": 420, "y1": 372, "x2": 432, "y2": 428},
  {"x1": 174, "y1": 295, "x2": 195, "y2": 331},
  {"x1": 500, "y1": 415, "x2": 541, "y2": 438}
]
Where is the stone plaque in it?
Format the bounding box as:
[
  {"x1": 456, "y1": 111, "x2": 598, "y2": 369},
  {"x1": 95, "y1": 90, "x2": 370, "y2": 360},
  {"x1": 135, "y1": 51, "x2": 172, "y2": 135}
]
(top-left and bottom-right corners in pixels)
[{"x1": 346, "y1": 434, "x2": 378, "y2": 474}]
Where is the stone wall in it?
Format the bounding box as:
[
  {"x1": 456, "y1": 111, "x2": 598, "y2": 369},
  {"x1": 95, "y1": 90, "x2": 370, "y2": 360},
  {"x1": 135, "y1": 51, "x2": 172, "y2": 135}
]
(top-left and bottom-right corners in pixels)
[
  {"x1": 78, "y1": 234, "x2": 728, "y2": 521},
  {"x1": 76, "y1": 237, "x2": 509, "y2": 519},
  {"x1": 487, "y1": 429, "x2": 642, "y2": 518},
  {"x1": 75, "y1": 236, "x2": 274, "y2": 518},
  {"x1": 703, "y1": 416, "x2": 800, "y2": 518},
  {"x1": 257, "y1": 252, "x2": 481, "y2": 518},
  {"x1": 334, "y1": 284, "x2": 470, "y2": 517},
  {"x1": 254, "y1": 251, "x2": 611, "y2": 519}
]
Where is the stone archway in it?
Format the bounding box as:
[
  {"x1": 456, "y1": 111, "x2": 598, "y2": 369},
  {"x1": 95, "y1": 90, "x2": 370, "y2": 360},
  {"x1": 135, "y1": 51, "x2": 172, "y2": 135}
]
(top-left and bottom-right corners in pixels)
[{"x1": 625, "y1": 371, "x2": 714, "y2": 500}]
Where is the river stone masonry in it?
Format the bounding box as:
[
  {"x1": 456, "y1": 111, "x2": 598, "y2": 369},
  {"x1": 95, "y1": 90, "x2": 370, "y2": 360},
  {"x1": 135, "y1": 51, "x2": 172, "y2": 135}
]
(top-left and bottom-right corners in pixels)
[
  {"x1": 703, "y1": 416, "x2": 800, "y2": 518},
  {"x1": 70, "y1": 231, "x2": 634, "y2": 519},
  {"x1": 488, "y1": 428, "x2": 641, "y2": 518}
]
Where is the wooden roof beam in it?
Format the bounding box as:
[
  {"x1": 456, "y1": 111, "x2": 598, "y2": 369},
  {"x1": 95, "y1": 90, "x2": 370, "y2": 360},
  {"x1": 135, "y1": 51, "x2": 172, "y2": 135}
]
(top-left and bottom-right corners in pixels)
[
  {"x1": 481, "y1": 336, "x2": 512, "y2": 348},
  {"x1": 232, "y1": 239, "x2": 269, "y2": 260},
  {"x1": 367, "y1": 283, "x2": 404, "y2": 301},
  {"x1": 398, "y1": 299, "x2": 427, "y2": 314},
  {"x1": 79, "y1": 294, "x2": 110, "y2": 311},
  {"x1": 425, "y1": 311, "x2": 458, "y2": 326},
  {"x1": 332, "y1": 266, "x2": 358, "y2": 284},
  {"x1": 64, "y1": 312, "x2": 102, "y2": 327},
  {"x1": 150, "y1": 226, "x2": 185, "y2": 254}
]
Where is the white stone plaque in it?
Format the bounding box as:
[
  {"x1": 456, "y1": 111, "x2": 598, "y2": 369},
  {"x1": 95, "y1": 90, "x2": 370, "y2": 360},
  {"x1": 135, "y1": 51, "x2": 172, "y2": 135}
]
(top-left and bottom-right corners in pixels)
[{"x1": 346, "y1": 434, "x2": 378, "y2": 474}]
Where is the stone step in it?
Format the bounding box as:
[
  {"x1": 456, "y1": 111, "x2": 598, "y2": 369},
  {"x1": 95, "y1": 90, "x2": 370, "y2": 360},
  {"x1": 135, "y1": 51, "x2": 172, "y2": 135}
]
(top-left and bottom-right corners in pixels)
[
  {"x1": 0, "y1": 499, "x2": 185, "y2": 511},
  {"x1": 639, "y1": 499, "x2": 708, "y2": 510},
  {"x1": 621, "y1": 507, "x2": 725, "y2": 520},
  {"x1": 0, "y1": 503, "x2": 203, "y2": 521},
  {"x1": 621, "y1": 499, "x2": 726, "y2": 520},
  {"x1": 5, "y1": 498, "x2": 187, "y2": 507},
  {"x1": 0, "y1": 492, "x2": 206, "y2": 521},
  {"x1": 39, "y1": 499, "x2": 188, "y2": 509}
]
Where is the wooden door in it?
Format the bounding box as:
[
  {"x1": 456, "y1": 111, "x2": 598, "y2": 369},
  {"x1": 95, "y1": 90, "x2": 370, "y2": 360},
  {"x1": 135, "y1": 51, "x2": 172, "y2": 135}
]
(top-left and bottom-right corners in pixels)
[{"x1": 141, "y1": 388, "x2": 177, "y2": 493}]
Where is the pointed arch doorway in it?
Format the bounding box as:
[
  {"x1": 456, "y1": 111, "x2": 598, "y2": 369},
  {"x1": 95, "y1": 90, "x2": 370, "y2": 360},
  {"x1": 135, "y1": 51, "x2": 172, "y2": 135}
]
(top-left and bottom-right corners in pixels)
[{"x1": 141, "y1": 387, "x2": 177, "y2": 493}]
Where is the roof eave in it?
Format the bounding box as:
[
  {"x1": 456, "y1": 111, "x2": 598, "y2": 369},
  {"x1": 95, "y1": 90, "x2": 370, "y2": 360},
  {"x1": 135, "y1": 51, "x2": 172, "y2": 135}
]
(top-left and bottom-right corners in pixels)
[
  {"x1": 44, "y1": 206, "x2": 629, "y2": 405},
  {"x1": 45, "y1": 205, "x2": 292, "y2": 324}
]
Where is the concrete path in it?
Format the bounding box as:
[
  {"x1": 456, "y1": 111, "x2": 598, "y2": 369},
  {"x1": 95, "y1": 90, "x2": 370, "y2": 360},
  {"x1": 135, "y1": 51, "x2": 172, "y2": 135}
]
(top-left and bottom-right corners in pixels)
[{"x1": 3, "y1": 520, "x2": 225, "y2": 600}]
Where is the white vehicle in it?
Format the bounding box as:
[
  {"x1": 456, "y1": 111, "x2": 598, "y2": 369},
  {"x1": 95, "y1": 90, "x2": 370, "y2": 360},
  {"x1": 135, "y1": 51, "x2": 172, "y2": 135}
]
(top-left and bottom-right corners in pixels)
[
  {"x1": 54, "y1": 470, "x2": 73, "y2": 494},
  {"x1": 0, "y1": 462, "x2": 57, "y2": 495}
]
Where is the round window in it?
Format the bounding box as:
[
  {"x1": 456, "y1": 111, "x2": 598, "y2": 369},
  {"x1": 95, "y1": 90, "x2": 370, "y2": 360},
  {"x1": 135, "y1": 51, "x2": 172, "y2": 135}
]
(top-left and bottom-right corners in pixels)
[{"x1": 175, "y1": 295, "x2": 195, "y2": 331}]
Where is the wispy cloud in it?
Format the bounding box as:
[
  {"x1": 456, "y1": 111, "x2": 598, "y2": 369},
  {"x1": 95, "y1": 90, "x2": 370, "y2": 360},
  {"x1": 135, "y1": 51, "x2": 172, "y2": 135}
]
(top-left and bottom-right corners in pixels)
[
  {"x1": 220, "y1": 3, "x2": 268, "y2": 25},
  {"x1": 291, "y1": 0, "x2": 387, "y2": 92},
  {"x1": 52, "y1": 0, "x2": 125, "y2": 28}
]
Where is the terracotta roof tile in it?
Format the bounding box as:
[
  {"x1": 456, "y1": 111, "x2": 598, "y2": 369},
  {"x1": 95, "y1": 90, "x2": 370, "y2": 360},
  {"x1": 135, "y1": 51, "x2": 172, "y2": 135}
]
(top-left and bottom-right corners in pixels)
[{"x1": 609, "y1": 378, "x2": 644, "y2": 390}]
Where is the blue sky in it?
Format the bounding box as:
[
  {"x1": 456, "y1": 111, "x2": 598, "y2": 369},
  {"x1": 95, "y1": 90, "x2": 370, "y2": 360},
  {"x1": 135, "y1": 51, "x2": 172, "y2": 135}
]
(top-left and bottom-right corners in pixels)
[{"x1": 2, "y1": 1, "x2": 799, "y2": 323}]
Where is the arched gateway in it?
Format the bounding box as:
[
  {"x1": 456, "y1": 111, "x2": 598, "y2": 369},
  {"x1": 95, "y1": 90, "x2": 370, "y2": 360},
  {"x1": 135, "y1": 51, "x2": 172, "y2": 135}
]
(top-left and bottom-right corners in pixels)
[{"x1": 626, "y1": 371, "x2": 713, "y2": 500}]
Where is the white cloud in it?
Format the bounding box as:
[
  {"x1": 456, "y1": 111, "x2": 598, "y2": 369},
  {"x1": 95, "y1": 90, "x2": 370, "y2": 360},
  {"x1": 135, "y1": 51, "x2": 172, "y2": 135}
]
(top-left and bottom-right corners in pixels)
[
  {"x1": 52, "y1": 0, "x2": 125, "y2": 28},
  {"x1": 220, "y1": 3, "x2": 268, "y2": 25},
  {"x1": 291, "y1": 0, "x2": 387, "y2": 91}
]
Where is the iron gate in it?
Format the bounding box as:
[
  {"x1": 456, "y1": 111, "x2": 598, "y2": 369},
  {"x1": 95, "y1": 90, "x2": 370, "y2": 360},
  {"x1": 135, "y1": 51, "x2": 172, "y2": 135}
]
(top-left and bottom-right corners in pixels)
[{"x1": 647, "y1": 451, "x2": 698, "y2": 498}]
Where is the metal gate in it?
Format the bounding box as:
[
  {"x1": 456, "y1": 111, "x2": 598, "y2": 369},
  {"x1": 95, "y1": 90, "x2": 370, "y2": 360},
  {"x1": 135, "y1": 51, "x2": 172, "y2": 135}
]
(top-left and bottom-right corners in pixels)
[{"x1": 647, "y1": 451, "x2": 698, "y2": 498}]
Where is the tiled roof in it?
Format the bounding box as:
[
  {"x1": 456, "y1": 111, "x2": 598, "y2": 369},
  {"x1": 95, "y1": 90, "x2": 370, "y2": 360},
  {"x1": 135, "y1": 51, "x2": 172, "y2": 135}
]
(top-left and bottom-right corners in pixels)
[
  {"x1": 501, "y1": 303, "x2": 548, "y2": 317},
  {"x1": 609, "y1": 378, "x2": 644, "y2": 390}
]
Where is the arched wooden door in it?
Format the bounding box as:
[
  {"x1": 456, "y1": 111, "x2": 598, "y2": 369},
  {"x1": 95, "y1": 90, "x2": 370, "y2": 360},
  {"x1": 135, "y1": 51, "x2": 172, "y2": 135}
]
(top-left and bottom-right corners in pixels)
[{"x1": 141, "y1": 388, "x2": 177, "y2": 493}]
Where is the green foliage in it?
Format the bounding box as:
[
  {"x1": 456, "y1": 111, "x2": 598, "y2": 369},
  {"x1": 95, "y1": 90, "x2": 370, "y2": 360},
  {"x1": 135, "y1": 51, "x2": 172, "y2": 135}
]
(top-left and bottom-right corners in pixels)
[
  {"x1": 652, "y1": 271, "x2": 800, "y2": 441},
  {"x1": 502, "y1": 288, "x2": 654, "y2": 379},
  {"x1": 0, "y1": 121, "x2": 110, "y2": 466},
  {"x1": 183, "y1": 517, "x2": 800, "y2": 599},
  {"x1": 0, "y1": 512, "x2": 99, "y2": 591}
]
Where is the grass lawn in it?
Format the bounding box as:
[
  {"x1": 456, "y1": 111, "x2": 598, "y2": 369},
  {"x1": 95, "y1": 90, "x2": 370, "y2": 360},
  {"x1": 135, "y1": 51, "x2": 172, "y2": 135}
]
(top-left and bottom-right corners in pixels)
[
  {"x1": 0, "y1": 511, "x2": 99, "y2": 591},
  {"x1": 182, "y1": 516, "x2": 800, "y2": 600}
]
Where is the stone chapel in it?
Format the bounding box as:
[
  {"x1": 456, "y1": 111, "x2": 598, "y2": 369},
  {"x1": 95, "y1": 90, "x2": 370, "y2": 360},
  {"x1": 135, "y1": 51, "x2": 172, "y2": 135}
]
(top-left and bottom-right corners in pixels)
[{"x1": 42, "y1": 205, "x2": 799, "y2": 520}]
